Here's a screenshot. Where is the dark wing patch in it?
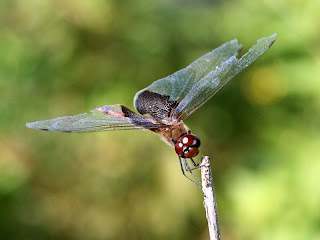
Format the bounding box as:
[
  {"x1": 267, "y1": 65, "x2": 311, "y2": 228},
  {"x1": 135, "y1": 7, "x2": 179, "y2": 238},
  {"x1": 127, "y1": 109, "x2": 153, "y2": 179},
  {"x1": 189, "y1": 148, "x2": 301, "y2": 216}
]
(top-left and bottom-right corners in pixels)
[
  {"x1": 120, "y1": 105, "x2": 142, "y2": 118},
  {"x1": 134, "y1": 90, "x2": 178, "y2": 119},
  {"x1": 119, "y1": 105, "x2": 165, "y2": 128}
]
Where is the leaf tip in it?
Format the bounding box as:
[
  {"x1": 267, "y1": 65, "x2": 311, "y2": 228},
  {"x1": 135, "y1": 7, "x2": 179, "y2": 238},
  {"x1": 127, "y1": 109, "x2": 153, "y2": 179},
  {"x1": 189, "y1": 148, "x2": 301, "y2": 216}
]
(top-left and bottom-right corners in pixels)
[{"x1": 268, "y1": 33, "x2": 277, "y2": 47}]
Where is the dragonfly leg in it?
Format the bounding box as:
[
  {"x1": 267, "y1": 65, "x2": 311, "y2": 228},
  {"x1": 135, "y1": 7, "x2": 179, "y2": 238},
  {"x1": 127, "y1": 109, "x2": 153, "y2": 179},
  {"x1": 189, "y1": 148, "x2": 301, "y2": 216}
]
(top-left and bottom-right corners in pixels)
[
  {"x1": 178, "y1": 156, "x2": 201, "y2": 189},
  {"x1": 183, "y1": 158, "x2": 201, "y2": 183},
  {"x1": 190, "y1": 158, "x2": 200, "y2": 168}
]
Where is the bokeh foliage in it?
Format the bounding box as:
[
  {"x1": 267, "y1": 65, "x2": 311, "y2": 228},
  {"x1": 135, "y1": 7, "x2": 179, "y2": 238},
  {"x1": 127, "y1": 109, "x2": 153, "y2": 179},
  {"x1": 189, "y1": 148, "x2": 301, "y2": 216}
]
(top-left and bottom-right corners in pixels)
[{"x1": 0, "y1": 0, "x2": 319, "y2": 240}]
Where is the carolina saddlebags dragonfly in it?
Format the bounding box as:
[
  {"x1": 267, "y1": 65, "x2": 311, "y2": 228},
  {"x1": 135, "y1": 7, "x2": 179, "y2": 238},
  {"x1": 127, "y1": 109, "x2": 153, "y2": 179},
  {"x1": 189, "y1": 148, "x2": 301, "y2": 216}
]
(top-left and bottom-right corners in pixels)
[{"x1": 26, "y1": 34, "x2": 277, "y2": 187}]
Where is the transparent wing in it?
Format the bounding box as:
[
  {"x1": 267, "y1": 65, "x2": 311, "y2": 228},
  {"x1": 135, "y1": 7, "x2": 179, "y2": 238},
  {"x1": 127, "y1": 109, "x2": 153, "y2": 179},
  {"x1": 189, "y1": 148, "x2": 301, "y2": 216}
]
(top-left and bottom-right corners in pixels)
[
  {"x1": 173, "y1": 33, "x2": 277, "y2": 120},
  {"x1": 26, "y1": 105, "x2": 164, "y2": 133},
  {"x1": 134, "y1": 34, "x2": 276, "y2": 121},
  {"x1": 134, "y1": 39, "x2": 243, "y2": 116}
]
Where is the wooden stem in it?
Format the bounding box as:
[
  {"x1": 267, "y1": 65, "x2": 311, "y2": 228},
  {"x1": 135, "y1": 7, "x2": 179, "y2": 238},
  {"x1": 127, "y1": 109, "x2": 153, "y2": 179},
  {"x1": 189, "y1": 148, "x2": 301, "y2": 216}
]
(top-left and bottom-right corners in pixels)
[{"x1": 200, "y1": 156, "x2": 221, "y2": 240}]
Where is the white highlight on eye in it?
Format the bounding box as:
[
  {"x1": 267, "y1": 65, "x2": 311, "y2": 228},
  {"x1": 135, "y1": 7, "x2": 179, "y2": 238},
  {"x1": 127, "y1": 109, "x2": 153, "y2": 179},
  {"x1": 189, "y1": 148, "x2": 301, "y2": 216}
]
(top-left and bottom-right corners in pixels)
[
  {"x1": 192, "y1": 140, "x2": 197, "y2": 145},
  {"x1": 182, "y1": 137, "x2": 188, "y2": 144},
  {"x1": 178, "y1": 143, "x2": 183, "y2": 148}
]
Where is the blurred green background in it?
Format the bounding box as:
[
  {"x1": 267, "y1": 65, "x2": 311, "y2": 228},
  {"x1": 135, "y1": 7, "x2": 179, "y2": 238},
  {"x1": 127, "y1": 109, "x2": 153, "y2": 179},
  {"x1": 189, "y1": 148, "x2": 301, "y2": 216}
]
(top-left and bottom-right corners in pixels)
[{"x1": 1, "y1": 0, "x2": 319, "y2": 239}]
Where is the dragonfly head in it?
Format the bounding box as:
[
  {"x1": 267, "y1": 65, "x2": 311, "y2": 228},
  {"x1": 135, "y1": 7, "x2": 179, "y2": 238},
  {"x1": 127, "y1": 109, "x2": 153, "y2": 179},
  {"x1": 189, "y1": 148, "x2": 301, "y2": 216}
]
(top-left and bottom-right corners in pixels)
[{"x1": 174, "y1": 134, "x2": 201, "y2": 158}]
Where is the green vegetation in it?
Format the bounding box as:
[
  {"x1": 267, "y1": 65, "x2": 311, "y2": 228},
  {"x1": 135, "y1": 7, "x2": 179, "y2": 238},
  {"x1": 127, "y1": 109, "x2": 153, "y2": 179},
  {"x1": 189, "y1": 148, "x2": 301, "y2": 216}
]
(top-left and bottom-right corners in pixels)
[{"x1": 0, "y1": 0, "x2": 319, "y2": 240}]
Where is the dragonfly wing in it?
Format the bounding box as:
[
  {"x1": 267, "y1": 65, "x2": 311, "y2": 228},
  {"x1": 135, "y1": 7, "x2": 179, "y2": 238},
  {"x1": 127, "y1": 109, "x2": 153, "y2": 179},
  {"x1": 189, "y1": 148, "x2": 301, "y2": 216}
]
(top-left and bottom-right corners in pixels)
[
  {"x1": 173, "y1": 34, "x2": 277, "y2": 120},
  {"x1": 134, "y1": 39, "x2": 243, "y2": 119},
  {"x1": 26, "y1": 105, "x2": 164, "y2": 133}
]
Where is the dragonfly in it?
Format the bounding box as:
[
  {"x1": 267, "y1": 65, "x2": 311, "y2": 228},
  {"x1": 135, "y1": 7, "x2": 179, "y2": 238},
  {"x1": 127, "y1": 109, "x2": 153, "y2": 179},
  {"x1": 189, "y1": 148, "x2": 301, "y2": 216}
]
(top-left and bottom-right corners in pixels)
[{"x1": 26, "y1": 34, "x2": 277, "y2": 188}]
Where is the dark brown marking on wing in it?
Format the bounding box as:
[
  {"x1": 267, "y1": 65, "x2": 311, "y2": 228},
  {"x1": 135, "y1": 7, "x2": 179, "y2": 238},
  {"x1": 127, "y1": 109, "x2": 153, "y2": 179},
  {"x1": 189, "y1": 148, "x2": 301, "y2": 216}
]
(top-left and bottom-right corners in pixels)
[
  {"x1": 41, "y1": 129, "x2": 49, "y2": 131},
  {"x1": 120, "y1": 105, "x2": 143, "y2": 118},
  {"x1": 134, "y1": 90, "x2": 178, "y2": 119},
  {"x1": 95, "y1": 105, "x2": 164, "y2": 130},
  {"x1": 120, "y1": 105, "x2": 166, "y2": 129}
]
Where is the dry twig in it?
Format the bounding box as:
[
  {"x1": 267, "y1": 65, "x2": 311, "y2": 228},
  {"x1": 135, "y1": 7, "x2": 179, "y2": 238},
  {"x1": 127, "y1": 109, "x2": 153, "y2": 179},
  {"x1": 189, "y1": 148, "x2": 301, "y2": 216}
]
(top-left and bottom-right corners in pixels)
[{"x1": 200, "y1": 156, "x2": 221, "y2": 240}]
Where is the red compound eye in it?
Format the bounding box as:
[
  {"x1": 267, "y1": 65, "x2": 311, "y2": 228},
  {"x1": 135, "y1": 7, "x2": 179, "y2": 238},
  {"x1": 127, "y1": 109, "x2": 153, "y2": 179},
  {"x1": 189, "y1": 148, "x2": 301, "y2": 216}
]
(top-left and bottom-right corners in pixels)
[
  {"x1": 181, "y1": 134, "x2": 201, "y2": 147},
  {"x1": 183, "y1": 147, "x2": 199, "y2": 158},
  {"x1": 175, "y1": 134, "x2": 201, "y2": 158}
]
